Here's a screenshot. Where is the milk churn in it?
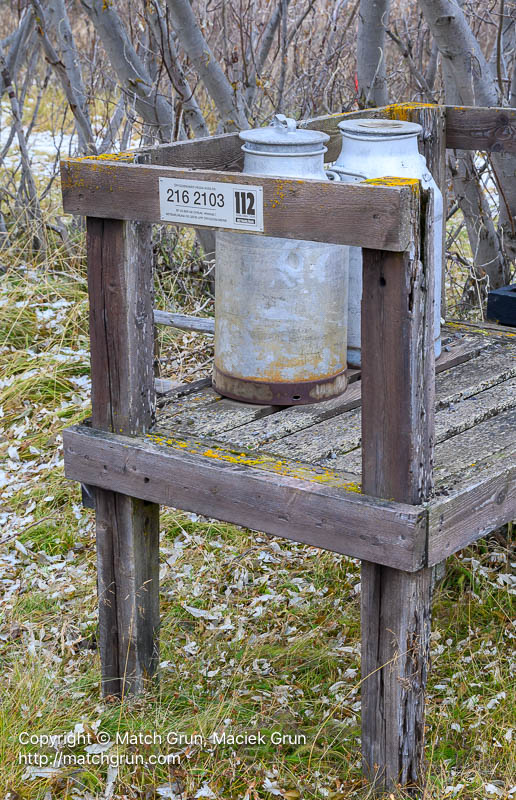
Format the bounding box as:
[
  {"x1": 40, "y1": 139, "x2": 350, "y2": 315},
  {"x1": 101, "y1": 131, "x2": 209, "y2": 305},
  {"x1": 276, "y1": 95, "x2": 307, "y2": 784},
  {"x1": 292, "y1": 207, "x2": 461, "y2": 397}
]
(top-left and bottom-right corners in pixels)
[
  {"x1": 213, "y1": 114, "x2": 349, "y2": 405},
  {"x1": 328, "y1": 118, "x2": 443, "y2": 367}
]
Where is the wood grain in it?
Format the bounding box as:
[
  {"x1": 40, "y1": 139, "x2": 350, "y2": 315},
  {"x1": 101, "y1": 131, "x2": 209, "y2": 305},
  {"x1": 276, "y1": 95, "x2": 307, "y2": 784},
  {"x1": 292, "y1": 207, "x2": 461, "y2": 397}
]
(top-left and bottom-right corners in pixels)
[
  {"x1": 211, "y1": 333, "x2": 481, "y2": 450},
  {"x1": 433, "y1": 408, "x2": 516, "y2": 487},
  {"x1": 360, "y1": 189, "x2": 434, "y2": 791},
  {"x1": 137, "y1": 131, "x2": 243, "y2": 170},
  {"x1": 62, "y1": 425, "x2": 428, "y2": 572},
  {"x1": 429, "y1": 458, "x2": 516, "y2": 565},
  {"x1": 445, "y1": 106, "x2": 516, "y2": 153},
  {"x1": 270, "y1": 349, "x2": 516, "y2": 481},
  {"x1": 361, "y1": 562, "x2": 432, "y2": 787},
  {"x1": 87, "y1": 218, "x2": 159, "y2": 697},
  {"x1": 361, "y1": 248, "x2": 435, "y2": 500},
  {"x1": 153, "y1": 310, "x2": 214, "y2": 334},
  {"x1": 61, "y1": 159, "x2": 415, "y2": 250}
]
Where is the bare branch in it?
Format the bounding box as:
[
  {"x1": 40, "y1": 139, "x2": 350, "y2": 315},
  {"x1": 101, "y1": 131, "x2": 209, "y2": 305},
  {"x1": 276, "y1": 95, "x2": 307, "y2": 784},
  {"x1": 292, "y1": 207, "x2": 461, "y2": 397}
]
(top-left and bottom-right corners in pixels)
[
  {"x1": 147, "y1": 2, "x2": 209, "y2": 138},
  {"x1": 0, "y1": 10, "x2": 34, "y2": 98},
  {"x1": 357, "y1": 0, "x2": 390, "y2": 107},
  {"x1": 80, "y1": 0, "x2": 174, "y2": 141},
  {"x1": 30, "y1": 0, "x2": 97, "y2": 154},
  {"x1": 165, "y1": 0, "x2": 247, "y2": 130},
  {"x1": 385, "y1": 24, "x2": 436, "y2": 100},
  {"x1": 0, "y1": 51, "x2": 45, "y2": 248}
]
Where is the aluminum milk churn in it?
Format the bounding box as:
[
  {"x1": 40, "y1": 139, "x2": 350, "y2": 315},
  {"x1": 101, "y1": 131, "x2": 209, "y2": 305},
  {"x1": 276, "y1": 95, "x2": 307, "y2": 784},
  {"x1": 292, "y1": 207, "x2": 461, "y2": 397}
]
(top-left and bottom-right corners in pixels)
[
  {"x1": 213, "y1": 114, "x2": 349, "y2": 405},
  {"x1": 328, "y1": 118, "x2": 443, "y2": 367}
]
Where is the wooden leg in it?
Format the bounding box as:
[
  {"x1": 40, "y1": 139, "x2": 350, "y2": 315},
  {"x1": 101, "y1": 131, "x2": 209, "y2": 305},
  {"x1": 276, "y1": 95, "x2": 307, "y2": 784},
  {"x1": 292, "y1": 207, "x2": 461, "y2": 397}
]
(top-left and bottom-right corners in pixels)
[
  {"x1": 361, "y1": 561, "x2": 433, "y2": 792},
  {"x1": 96, "y1": 490, "x2": 160, "y2": 697},
  {"x1": 86, "y1": 218, "x2": 158, "y2": 696}
]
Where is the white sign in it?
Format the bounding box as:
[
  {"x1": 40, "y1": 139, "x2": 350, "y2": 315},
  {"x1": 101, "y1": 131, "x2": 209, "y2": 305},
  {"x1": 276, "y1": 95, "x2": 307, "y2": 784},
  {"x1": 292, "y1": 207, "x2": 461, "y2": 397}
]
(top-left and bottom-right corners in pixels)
[{"x1": 159, "y1": 178, "x2": 264, "y2": 232}]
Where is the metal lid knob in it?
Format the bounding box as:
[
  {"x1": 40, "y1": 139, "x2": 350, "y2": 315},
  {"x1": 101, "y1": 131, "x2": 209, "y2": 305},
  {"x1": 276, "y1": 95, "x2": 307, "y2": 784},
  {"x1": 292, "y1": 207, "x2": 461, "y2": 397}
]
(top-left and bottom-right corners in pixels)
[
  {"x1": 239, "y1": 114, "x2": 329, "y2": 149},
  {"x1": 271, "y1": 114, "x2": 297, "y2": 133}
]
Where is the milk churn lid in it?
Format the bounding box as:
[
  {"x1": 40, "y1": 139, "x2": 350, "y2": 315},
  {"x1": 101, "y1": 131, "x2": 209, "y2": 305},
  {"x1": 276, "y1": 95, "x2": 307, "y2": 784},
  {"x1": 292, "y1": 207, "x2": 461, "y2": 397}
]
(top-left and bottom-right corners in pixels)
[
  {"x1": 338, "y1": 118, "x2": 422, "y2": 138},
  {"x1": 240, "y1": 114, "x2": 329, "y2": 151}
]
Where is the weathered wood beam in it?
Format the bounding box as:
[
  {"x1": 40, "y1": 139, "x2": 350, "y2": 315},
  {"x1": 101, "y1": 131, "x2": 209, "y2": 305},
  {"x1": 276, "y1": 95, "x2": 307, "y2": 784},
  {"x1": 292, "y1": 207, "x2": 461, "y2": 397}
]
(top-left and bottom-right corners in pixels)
[
  {"x1": 61, "y1": 159, "x2": 416, "y2": 250},
  {"x1": 62, "y1": 424, "x2": 428, "y2": 572},
  {"x1": 137, "y1": 131, "x2": 243, "y2": 170},
  {"x1": 130, "y1": 104, "x2": 516, "y2": 174},
  {"x1": 360, "y1": 183, "x2": 434, "y2": 792},
  {"x1": 445, "y1": 106, "x2": 516, "y2": 154},
  {"x1": 87, "y1": 218, "x2": 159, "y2": 697},
  {"x1": 429, "y1": 460, "x2": 516, "y2": 565},
  {"x1": 153, "y1": 310, "x2": 214, "y2": 334}
]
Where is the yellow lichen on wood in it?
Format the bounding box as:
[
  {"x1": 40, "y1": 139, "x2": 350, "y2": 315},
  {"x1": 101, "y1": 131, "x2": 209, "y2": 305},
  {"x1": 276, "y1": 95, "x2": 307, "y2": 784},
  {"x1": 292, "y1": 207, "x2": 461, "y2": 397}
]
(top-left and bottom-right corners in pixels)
[
  {"x1": 362, "y1": 176, "x2": 420, "y2": 196},
  {"x1": 446, "y1": 321, "x2": 516, "y2": 339},
  {"x1": 382, "y1": 102, "x2": 438, "y2": 121},
  {"x1": 146, "y1": 432, "x2": 362, "y2": 493},
  {"x1": 72, "y1": 151, "x2": 135, "y2": 163}
]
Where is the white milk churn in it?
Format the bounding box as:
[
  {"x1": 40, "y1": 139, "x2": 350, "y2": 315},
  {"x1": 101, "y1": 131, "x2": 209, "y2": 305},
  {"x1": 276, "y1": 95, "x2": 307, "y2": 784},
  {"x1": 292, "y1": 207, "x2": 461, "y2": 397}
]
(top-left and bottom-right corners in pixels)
[
  {"x1": 328, "y1": 118, "x2": 442, "y2": 367},
  {"x1": 213, "y1": 114, "x2": 349, "y2": 405}
]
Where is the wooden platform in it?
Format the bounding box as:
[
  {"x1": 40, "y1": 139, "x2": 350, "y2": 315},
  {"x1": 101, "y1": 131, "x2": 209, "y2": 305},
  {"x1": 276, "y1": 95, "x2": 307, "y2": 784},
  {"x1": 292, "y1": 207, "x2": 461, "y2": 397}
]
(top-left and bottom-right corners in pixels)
[{"x1": 63, "y1": 322, "x2": 516, "y2": 572}]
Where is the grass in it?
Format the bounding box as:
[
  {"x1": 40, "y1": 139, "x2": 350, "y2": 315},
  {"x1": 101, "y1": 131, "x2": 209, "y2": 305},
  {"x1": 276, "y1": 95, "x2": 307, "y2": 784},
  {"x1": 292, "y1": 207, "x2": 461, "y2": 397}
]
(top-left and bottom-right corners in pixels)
[{"x1": 0, "y1": 212, "x2": 514, "y2": 799}]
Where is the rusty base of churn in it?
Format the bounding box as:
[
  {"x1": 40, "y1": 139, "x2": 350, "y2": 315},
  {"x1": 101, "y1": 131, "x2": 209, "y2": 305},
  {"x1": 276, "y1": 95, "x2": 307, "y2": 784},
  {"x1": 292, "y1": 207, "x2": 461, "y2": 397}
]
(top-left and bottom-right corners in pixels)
[{"x1": 212, "y1": 365, "x2": 348, "y2": 406}]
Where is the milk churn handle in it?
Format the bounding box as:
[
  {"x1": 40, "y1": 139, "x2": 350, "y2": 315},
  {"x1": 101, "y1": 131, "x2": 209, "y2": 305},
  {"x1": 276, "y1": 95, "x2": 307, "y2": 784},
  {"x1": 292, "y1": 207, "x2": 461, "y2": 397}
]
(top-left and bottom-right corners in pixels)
[{"x1": 272, "y1": 113, "x2": 297, "y2": 132}]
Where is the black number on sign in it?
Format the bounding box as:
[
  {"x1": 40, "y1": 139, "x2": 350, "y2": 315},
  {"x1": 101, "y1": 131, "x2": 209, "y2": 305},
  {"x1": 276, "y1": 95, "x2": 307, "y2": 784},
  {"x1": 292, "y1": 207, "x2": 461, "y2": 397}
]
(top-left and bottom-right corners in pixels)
[
  {"x1": 167, "y1": 187, "x2": 190, "y2": 204},
  {"x1": 235, "y1": 190, "x2": 256, "y2": 216}
]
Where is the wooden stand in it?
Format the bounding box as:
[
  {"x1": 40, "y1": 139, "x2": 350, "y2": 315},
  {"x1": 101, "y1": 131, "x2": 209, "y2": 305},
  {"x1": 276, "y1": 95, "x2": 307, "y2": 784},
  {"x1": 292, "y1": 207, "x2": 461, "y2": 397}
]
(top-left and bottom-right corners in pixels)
[{"x1": 60, "y1": 103, "x2": 516, "y2": 792}]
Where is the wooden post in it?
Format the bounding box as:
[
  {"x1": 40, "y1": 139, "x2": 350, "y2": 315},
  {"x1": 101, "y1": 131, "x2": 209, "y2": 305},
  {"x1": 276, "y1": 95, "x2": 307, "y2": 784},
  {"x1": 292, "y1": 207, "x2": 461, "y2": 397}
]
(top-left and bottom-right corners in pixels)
[
  {"x1": 360, "y1": 184, "x2": 435, "y2": 791},
  {"x1": 87, "y1": 218, "x2": 160, "y2": 697},
  {"x1": 397, "y1": 105, "x2": 447, "y2": 333}
]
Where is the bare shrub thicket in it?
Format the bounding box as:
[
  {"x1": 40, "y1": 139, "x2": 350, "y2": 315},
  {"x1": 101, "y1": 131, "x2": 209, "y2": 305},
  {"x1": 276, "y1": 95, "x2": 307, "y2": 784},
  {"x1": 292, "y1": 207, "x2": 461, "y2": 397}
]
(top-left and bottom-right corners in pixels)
[{"x1": 1, "y1": 0, "x2": 515, "y2": 316}]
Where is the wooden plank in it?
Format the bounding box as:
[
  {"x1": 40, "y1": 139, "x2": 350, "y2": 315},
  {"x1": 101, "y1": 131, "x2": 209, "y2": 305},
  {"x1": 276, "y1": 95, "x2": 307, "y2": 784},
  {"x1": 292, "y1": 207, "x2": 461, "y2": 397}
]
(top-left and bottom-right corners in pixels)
[
  {"x1": 138, "y1": 114, "x2": 364, "y2": 169},
  {"x1": 217, "y1": 382, "x2": 362, "y2": 450},
  {"x1": 360, "y1": 218, "x2": 434, "y2": 502},
  {"x1": 445, "y1": 318, "x2": 516, "y2": 338},
  {"x1": 445, "y1": 106, "x2": 516, "y2": 153},
  {"x1": 137, "y1": 131, "x2": 243, "y2": 170},
  {"x1": 435, "y1": 344, "x2": 516, "y2": 408},
  {"x1": 133, "y1": 105, "x2": 445, "y2": 169},
  {"x1": 87, "y1": 218, "x2": 159, "y2": 697},
  {"x1": 283, "y1": 346, "x2": 516, "y2": 466},
  {"x1": 214, "y1": 333, "x2": 480, "y2": 451},
  {"x1": 335, "y1": 394, "x2": 516, "y2": 480},
  {"x1": 158, "y1": 393, "x2": 280, "y2": 436},
  {"x1": 61, "y1": 159, "x2": 415, "y2": 250},
  {"x1": 360, "y1": 189, "x2": 434, "y2": 790},
  {"x1": 433, "y1": 408, "x2": 516, "y2": 487},
  {"x1": 62, "y1": 425, "x2": 427, "y2": 572},
  {"x1": 151, "y1": 334, "x2": 482, "y2": 450},
  {"x1": 428, "y1": 458, "x2": 516, "y2": 565},
  {"x1": 361, "y1": 562, "x2": 433, "y2": 784},
  {"x1": 436, "y1": 332, "x2": 484, "y2": 369},
  {"x1": 154, "y1": 310, "x2": 214, "y2": 334},
  {"x1": 156, "y1": 375, "x2": 212, "y2": 401},
  {"x1": 435, "y1": 376, "x2": 516, "y2": 440}
]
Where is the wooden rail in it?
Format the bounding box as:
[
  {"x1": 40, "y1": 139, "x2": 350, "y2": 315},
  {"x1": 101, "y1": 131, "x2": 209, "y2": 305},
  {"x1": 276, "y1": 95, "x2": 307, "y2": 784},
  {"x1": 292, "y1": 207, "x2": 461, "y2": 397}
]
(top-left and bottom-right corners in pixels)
[
  {"x1": 61, "y1": 159, "x2": 416, "y2": 250},
  {"x1": 136, "y1": 104, "x2": 516, "y2": 171},
  {"x1": 153, "y1": 310, "x2": 214, "y2": 334},
  {"x1": 63, "y1": 425, "x2": 428, "y2": 572}
]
